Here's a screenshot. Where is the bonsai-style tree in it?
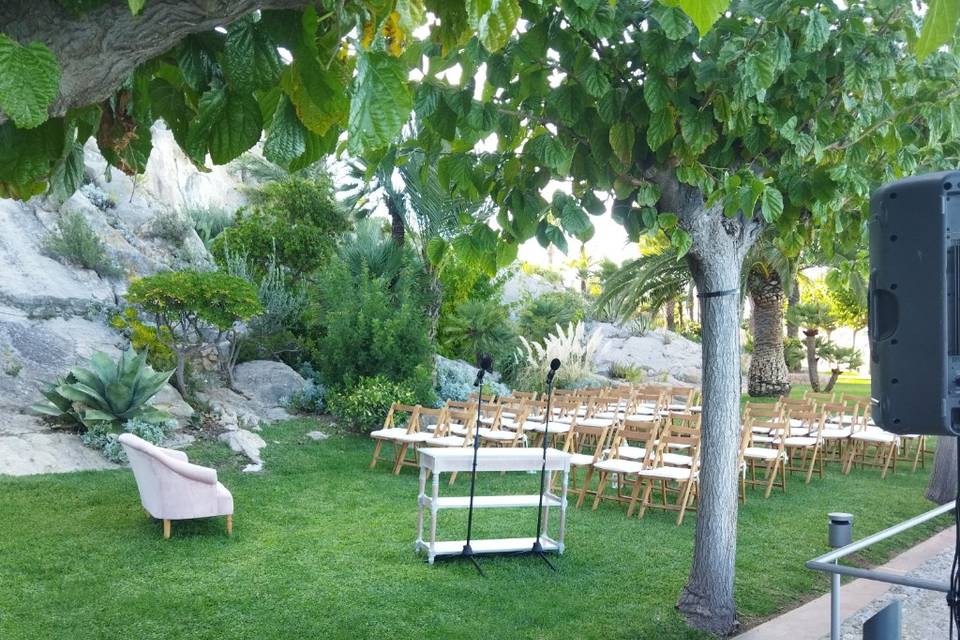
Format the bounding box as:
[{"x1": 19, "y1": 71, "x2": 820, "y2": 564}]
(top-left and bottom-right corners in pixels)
[
  {"x1": 786, "y1": 302, "x2": 836, "y2": 392},
  {"x1": 126, "y1": 270, "x2": 263, "y2": 394}
]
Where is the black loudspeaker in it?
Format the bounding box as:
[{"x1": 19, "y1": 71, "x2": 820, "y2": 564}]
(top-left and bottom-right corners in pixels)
[{"x1": 869, "y1": 170, "x2": 960, "y2": 435}]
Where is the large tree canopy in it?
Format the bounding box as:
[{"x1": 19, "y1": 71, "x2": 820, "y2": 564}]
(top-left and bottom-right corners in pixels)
[{"x1": 3, "y1": 0, "x2": 960, "y2": 636}]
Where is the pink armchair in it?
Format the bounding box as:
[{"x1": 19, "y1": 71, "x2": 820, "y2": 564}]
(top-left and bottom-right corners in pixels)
[{"x1": 119, "y1": 433, "x2": 234, "y2": 539}]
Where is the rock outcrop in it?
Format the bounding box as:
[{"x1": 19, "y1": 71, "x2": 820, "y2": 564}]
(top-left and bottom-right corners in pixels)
[
  {"x1": 0, "y1": 123, "x2": 251, "y2": 476},
  {"x1": 590, "y1": 322, "x2": 703, "y2": 386}
]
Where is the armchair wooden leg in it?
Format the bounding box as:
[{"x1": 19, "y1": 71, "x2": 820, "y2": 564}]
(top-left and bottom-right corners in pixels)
[
  {"x1": 163, "y1": 519, "x2": 171, "y2": 539},
  {"x1": 226, "y1": 515, "x2": 233, "y2": 536}
]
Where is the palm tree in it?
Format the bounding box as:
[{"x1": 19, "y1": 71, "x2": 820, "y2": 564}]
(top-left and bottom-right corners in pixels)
[
  {"x1": 339, "y1": 147, "x2": 493, "y2": 338},
  {"x1": 597, "y1": 233, "x2": 797, "y2": 397},
  {"x1": 744, "y1": 238, "x2": 795, "y2": 397}
]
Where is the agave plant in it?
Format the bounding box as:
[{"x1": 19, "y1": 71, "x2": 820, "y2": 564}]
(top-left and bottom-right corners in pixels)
[{"x1": 31, "y1": 348, "x2": 173, "y2": 431}]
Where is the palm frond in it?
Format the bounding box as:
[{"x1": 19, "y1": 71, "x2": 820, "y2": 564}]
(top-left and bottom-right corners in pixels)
[{"x1": 595, "y1": 252, "x2": 691, "y2": 323}]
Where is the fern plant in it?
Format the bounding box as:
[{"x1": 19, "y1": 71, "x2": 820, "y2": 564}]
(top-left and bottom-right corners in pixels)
[{"x1": 31, "y1": 348, "x2": 173, "y2": 432}]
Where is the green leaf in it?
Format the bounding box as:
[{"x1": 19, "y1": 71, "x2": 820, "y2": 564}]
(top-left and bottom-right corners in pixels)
[
  {"x1": 467, "y1": 0, "x2": 522, "y2": 52},
  {"x1": 396, "y1": 0, "x2": 427, "y2": 33},
  {"x1": 670, "y1": 227, "x2": 692, "y2": 258},
  {"x1": 578, "y1": 60, "x2": 611, "y2": 99},
  {"x1": 609, "y1": 122, "x2": 635, "y2": 165},
  {"x1": 535, "y1": 220, "x2": 568, "y2": 253},
  {"x1": 224, "y1": 17, "x2": 282, "y2": 93},
  {"x1": 496, "y1": 240, "x2": 518, "y2": 268},
  {"x1": 759, "y1": 185, "x2": 784, "y2": 222},
  {"x1": 553, "y1": 192, "x2": 594, "y2": 241},
  {"x1": 680, "y1": 108, "x2": 715, "y2": 154},
  {"x1": 527, "y1": 133, "x2": 574, "y2": 175},
  {"x1": 281, "y1": 62, "x2": 349, "y2": 136},
  {"x1": 426, "y1": 237, "x2": 448, "y2": 265},
  {"x1": 203, "y1": 91, "x2": 263, "y2": 165},
  {"x1": 213, "y1": 93, "x2": 262, "y2": 165},
  {"x1": 581, "y1": 190, "x2": 606, "y2": 215},
  {"x1": 635, "y1": 181, "x2": 661, "y2": 207},
  {"x1": 652, "y1": 5, "x2": 692, "y2": 41},
  {"x1": 647, "y1": 108, "x2": 675, "y2": 150},
  {"x1": 264, "y1": 95, "x2": 307, "y2": 169},
  {"x1": 128, "y1": 0, "x2": 146, "y2": 15},
  {"x1": 662, "y1": 0, "x2": 729, "y2": 36},
  {"x1": 437, "y1": 154, "x2": 479, "y2": 199},
  {"x1": 348, "y1": 52, "x2": 413, "y2": 155},
  {"x1": 0, "y1": 35, "x2": 61, "y2": 129},
  {"x1": 744, "y1": 48, "x2": 777, "y2": 96},
  {"x1": 802, "y1": 11, "x2": 830, "y2": 53},
  {"x1": 643, "y1": 75, "x2": 671, "y2": 112},
  {"x1": 658, "y1": 212, "x2": 678, "y2": 228},
  {"x1": 915, "y1": 0, "x2": 960, "y2": 61},
  {"x1": 48, "y1": 142, "x2": 85, "y2": 201}
]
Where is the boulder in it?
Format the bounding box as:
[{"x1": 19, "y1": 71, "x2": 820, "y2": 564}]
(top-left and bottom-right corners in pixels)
[
  {"x1": 218, "y1": 429, "x2": 267, "y2": 471},
  {"x1": 591, "y1": 323, "x2": 703, "y2": 386},
  {"x1": 232, "y1": 360, "x2": 306, "y2": 408},
  {"x1": 150, "y1": 384, "x2": 194, "y2": 428},
  {"x1": 306, "y1": 431, "x2": 329, "y2": 441}
]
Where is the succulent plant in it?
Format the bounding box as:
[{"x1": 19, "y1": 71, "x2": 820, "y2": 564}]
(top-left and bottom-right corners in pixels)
[{"x1": 31, "y1": 348, "x2": 173, "y2": 431}]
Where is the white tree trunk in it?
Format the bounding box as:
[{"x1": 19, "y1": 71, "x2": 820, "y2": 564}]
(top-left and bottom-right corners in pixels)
[
  {"x1": 650, "y1": 168, "x2": 761, "y2": 635},
  {"x1": 926, "y1": 437, "x2": 957, "y2": 504}
]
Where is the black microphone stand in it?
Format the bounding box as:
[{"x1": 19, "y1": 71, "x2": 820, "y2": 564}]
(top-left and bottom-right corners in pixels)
[
  {"x1": 531, "y1": 373, "x2": 558, "y2": 571},
  {"x1": 460, "y1": 370, "x2": 486, "y2": 576}
]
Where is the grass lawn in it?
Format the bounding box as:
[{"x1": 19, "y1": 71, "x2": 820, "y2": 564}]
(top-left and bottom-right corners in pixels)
[{"x1": 0, "y1": 383, "x2": 949, "y2": 640}]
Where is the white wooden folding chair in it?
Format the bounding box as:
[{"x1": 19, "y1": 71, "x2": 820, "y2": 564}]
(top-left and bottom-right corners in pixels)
[{"x1": 369, "y1": 403, "x2": 421, "y2": 470}]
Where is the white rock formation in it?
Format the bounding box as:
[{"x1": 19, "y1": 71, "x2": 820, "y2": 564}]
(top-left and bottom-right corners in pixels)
[
  {"x1": 590, "y1": 322, "x2": 703, "y2": 385},
  {"x1": 218, "y1": 429, "x2": 267, "y2": 473},
  {"x1": 0, "y1": 123, "x2": 252, "y2": 475}
]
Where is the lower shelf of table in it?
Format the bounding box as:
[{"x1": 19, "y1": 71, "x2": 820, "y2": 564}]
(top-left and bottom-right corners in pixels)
[
  {"x1": 417, "y1": 536, "x2": 562, "y2": 560},
  {"x1": 421, "y1": 494, "x2": 563, "y2": 510}
]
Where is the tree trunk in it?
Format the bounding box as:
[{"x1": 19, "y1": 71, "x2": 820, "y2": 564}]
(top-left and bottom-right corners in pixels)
[
  {"x1": 650, "y1": 167, "x2": 761, "y2": 636},
  {"x1": 173, "y1": 353, "x2": 187, "y2": 398},
  {"x1": 823, "y1": 368, "x2": 841, "y2": 392},
  {"x1": 927, "y1": 438, "x2": 957, "y2": 504},
  {"x1": 388, "y1": 199, "x2": 405, "y2": 246},
  {"x1": 747, "y1": 268, "x2": 790, "y2": 397},
  {"x1": 786, "y1": 277, "x2": 800, "y2": 341},
  {"x1": 0, "y1": 0, "x2": 312, "y2": 126},
  {"x1": 805, "y1": 330, "x2": 820, "y2": 391},
  {"x1": 665, "y1": 299, "x2": 676, "y2": 332}
]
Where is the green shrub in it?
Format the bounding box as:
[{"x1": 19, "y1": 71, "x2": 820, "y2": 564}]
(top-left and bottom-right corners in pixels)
[
  {"x1": 188, "y1": 207, "x2": 235, "y2": 248},
  {"x1": 517, "y1": 290, "x2": 585, "y2": 345},
  {"x1": 435, "y1": 356, "x2": 510, "y2": 403},
  {"x1": 110, "y1": 307, "x2": 177, "y2": 371},
  {"x1": 149, "y1": 211, "x2": 191, "y2": 243},
  {"x1": 81, "y1": 417, "x2": 175, "y2": 463},
  {"x1": 32, "y1": 348, "x2": 173, "y2": 432},
  {"x1": 328, "y1": 376, "x2": 418, "y2": 434},
  {"x1": 211, "y1": 175, "x2": 351, "y2": 277},
  {"x1": 439, "y1": 299, "x2": 518, "y2": 370},
  {"x1": 126, "y1": 271, "x2": 262, "y2": 394},
  {"x1": 679, "y1": 322, "x2": 702, "y2": 343},
  {"x1": 305, "y1": 257, "x2": 435, "y2": 394},
  {"x1": 224, "y1": 251, "x2": 306, "y2": 363},
  {"x1": 784, "y1": 337, "x2": 804, "y2": 371},
  {"x1": 43, "y1": 212, "x2": 120, "y2": 277},
  {"x1": 608, "y1": 361, "x2": 645, "y2": 382}
]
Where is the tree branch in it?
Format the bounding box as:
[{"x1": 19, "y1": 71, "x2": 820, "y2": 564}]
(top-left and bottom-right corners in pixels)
[{"x1": 0, "y1": 0, "x2": 312, "y2": 125}]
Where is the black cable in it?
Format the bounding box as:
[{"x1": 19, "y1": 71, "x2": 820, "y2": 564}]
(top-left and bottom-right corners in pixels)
[{"x1": 950, "y1": 438, "x2": 960, "y2": 639}]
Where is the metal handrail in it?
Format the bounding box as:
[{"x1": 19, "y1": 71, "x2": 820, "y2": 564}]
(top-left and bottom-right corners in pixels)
[{"x1": 805, "y1": 500, "x2": 955, "y2": 639}]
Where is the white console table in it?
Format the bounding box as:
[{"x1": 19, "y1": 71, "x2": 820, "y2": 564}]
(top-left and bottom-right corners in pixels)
[{"x1": 415, "y1": 447, "x2": 571, "y2": 564}]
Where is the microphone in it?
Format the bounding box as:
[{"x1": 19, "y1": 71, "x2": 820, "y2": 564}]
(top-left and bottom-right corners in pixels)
[
  {"x1": 473, "y1": 353, "x2": 493, "y2": 387},
  {"x1": 545, "y1": 358, "x2": 561, "y2": 385}
]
